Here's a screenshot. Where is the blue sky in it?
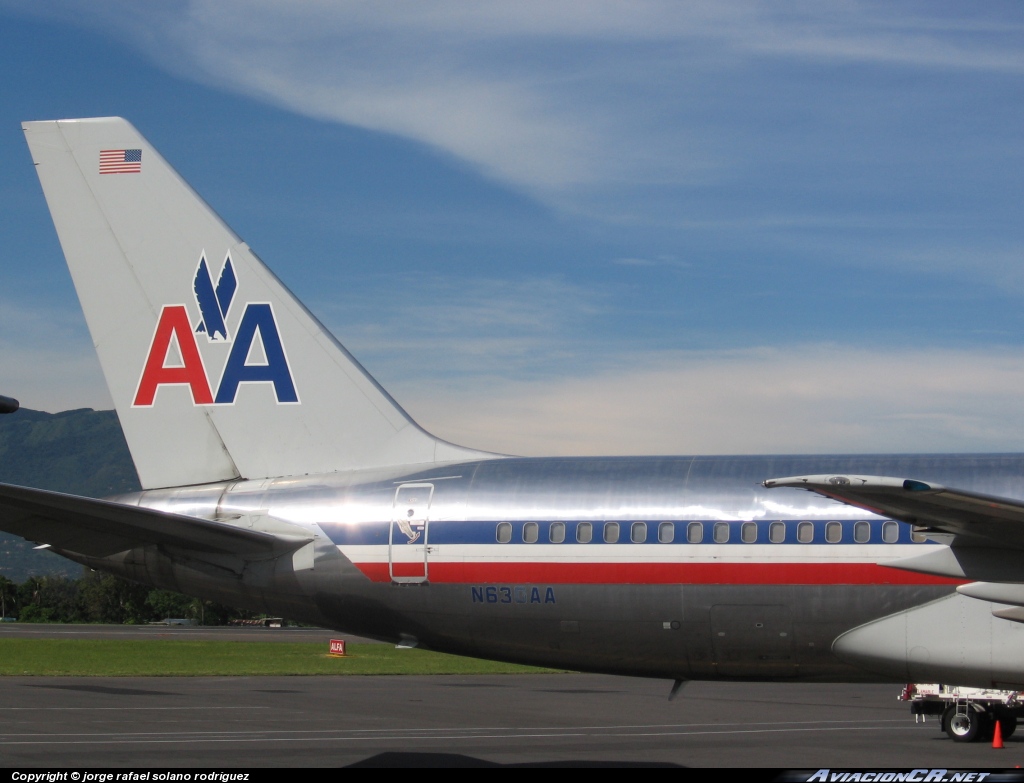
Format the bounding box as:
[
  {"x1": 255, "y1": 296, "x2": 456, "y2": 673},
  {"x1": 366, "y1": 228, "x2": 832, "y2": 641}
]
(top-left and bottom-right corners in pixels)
[{"x1": 2, "y1": 2, "x2": 1024, "y2": 455}]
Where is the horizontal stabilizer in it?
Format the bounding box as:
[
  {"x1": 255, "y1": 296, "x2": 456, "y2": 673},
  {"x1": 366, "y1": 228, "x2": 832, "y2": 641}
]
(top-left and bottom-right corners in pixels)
[
  {"x1": 763, "y1": 473, "x2": 1024, "y2": 549},
  {"x1": 0, "y1": 482, "x2": 310, "y2": 559}
]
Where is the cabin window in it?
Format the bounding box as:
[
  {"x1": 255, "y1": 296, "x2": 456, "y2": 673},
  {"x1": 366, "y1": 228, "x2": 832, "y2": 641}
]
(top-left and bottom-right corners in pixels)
[
  {"x1": 911, "y1": 526, "x2": 929, "y2": 543},
  {"x1": 713, "y1": 522, "x2": 729, "y2": 544},
  {"x1": 797, "y1": 521, "x2": 813, "y2": 544},
  {"x1": 854, "y1": 521, "x2": 870, "y2": 543},
  {"x1": 523, "y1": 522, "x2": 539, "y2": 544},
  {"x1": 576, "y1": 521, "x2": 593, "y2": 543},
  {"x1": 687, "y1": 522, "x2": 703, "y2": 544},
  {"x1": 741, "y1": 522, "x2": 757, "y2": 544},
  {"x1": 549, "y1": 522, "x2": 566, "y2": 544},
  {"x1": 496, "y1": 522, "x2": 512, "y2": 544},
  {"x1": 769, "y1": 521, "x2": 785, "y2": 544},
  {"x1": 882, "y1": 521, "x2": 899, "y2": 543},
  {"x1": 631, "y1": 522, "x2": 647, "y2": 543},
  {"x1": 825, "y1": 521, "x2": 842, "y2": 544},
  {"x1": 603, "y1": 521, "x2": 620, "y2": 543},
  {"x1": 658, "y1": 522, "x2": 675, "y2": 543}
]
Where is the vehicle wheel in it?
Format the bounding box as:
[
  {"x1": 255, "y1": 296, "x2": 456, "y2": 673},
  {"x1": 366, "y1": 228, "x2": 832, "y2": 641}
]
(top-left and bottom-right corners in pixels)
[{"x1": 944, "y1": 706, "x2": 988, "y2": 742}]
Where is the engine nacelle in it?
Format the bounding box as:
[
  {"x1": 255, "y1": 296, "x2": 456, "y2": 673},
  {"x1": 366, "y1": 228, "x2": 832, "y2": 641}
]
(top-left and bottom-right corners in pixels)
[{"x1": 834, "y1": 592, "x2": 1024, "y2": 688}]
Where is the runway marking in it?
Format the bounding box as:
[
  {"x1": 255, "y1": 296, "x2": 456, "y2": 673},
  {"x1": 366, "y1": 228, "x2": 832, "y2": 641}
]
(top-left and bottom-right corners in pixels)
[
  {"x1": 0, "y1": 717, "x2": 906, "y2": 731},
  {"x1": 0, "y1": 706, "x2": 269, "y2": 711},
  {"x1": 0, "y1": 722, "x2": 929, "y2": 746}
]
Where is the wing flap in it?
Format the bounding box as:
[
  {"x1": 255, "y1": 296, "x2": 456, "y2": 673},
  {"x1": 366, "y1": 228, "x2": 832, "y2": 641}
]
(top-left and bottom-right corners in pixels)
[
  {"x1": 762, "y1": 473, "x2": 1024, "y2": 549},
  {"x1": 0, "y1": 482, "x2": 307, "y2": 558}
]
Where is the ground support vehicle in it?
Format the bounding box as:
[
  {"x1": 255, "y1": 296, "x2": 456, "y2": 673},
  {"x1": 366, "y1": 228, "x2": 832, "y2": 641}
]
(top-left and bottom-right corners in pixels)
[{"x1": 902, "y1": 684, "x2": 1024, "y2": 742}]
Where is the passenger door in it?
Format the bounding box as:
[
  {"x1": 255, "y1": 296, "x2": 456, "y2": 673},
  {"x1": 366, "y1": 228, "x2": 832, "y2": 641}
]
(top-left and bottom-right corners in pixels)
[{"x1": 389, "y1": 483, "x2": 434, "y2": 584}]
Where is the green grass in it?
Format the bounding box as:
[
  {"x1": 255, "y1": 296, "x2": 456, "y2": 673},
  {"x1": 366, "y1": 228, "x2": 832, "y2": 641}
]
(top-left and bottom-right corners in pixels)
[{"x1": 0, "y1": 639, "x2": 557, "y2": 677}]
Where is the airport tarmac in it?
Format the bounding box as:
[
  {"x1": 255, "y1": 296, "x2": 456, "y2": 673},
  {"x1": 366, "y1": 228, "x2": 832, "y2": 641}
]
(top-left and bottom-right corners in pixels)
[
  {"x1": 1, "y1": 674, "x2": 1022, "y2": 768},
  {"x1": 2, "y1": 624, "x2": 1021, "y2": 767},
  {"x1": 0, "y1": 623, "x2": 382, "y2": 644}
]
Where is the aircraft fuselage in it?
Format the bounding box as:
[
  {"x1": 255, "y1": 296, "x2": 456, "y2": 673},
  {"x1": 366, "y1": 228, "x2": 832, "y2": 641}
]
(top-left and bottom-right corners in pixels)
[{"x1": 70, "y1": 452, "x2": 1022, "y2": 683}]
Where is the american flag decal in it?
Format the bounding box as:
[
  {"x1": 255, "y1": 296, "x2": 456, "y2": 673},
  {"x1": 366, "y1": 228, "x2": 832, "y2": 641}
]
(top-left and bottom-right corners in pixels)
[{"x1": 99, "y1": 149, "x2": 142, "y2": 174}]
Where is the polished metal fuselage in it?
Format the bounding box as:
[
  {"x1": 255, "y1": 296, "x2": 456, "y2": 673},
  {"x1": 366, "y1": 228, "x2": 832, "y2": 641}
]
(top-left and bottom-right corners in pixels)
[{"x1": 71, "y1": 453, "x2": 1024, "y2": 682}]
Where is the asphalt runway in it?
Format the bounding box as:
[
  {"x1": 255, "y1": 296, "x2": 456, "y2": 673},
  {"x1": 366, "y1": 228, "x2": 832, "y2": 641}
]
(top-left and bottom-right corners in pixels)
[
  {"x1": 1, "y1": 625, "x2": 1020, "y2": 767},
  {"x1": 1, "y1": 674, "x2": 1022, "y2": 768},
  {"x1": 0, "y1": 623, "x2": 382, "y2": 644}
]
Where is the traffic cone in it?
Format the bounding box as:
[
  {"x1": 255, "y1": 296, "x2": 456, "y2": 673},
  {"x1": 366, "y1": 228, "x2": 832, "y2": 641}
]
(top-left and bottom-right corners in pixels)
[{"x1": 993, "y1": 719, "x2": 1004, "y2": 749}]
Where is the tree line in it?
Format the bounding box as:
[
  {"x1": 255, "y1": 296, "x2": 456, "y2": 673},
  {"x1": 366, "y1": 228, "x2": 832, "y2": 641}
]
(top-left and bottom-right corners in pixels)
[{"x1": 0, "y1": 571, "x2": 263, "y2": 625}]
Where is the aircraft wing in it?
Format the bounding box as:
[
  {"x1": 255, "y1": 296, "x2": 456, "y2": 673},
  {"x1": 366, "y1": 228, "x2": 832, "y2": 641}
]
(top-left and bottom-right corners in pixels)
[
  {"x1": 762, "y1": 474, "x2": 1024, "y2": 550},
  {"x1": 0, "y1": 482, "x2": 309, "y2": 558}
]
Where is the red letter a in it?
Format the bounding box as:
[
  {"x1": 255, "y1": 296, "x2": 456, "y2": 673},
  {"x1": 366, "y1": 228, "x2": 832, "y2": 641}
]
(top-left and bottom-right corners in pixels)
[{"x1": 133, "y1": 306, "x2": 214, "y2": 406}]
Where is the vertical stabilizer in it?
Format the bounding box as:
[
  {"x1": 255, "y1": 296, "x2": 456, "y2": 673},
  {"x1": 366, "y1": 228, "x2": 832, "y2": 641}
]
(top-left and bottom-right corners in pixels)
[{"x1": 24, "y1": 117, "x2": 494, "y2": 488}]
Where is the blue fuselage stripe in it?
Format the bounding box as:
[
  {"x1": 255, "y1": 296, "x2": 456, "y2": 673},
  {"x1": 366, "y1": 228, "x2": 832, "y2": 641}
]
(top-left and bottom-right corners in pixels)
[{"x1": 322, "y1": 519, "x2": 921, "y2": 547}]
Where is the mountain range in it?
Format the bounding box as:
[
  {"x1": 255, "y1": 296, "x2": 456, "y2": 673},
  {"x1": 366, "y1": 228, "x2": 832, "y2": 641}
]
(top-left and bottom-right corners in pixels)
[{"x1": 0, "y1": 408, "x2": 140, "y2": 581}]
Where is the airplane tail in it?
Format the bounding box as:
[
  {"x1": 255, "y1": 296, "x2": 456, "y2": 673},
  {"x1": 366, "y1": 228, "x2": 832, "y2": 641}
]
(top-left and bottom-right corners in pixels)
[{"x1": 23, "y1": 117, "x2": 494, "y2": 489}]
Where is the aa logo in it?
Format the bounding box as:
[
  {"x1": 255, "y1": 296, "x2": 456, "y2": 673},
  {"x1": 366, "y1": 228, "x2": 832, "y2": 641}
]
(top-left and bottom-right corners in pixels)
[
  {"x1": 194, "y1": 254, "x2": 237, "y2": 342},
  {"x1": 133, "y1": 253, "x2": 298, "y2": 407}
]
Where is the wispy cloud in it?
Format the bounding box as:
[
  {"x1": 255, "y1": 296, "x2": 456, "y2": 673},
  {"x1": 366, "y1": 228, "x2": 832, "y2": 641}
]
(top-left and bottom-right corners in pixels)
[
  {"x1": 611, "y1": 255, "x2": 689, "y2": 269},
  {"x1": 4, "y1": 0, "x2": 1023, "y2": 453},
  {"x1": 0, "y1": 299, "x2": 111, "y2": 412},
  {"x1": 293, "y1": 277, "x2": 1024, "y2": 456},
  {"x1": 398, "y1": 345, "x2": 1024, "y2": 456},
  {"x1": 9, "y1": 1, "x2": 1022, "y2": 205},
  {"x1": 317, "y1": 276, "x2": 606, "y2": 381},
  {"x1": 12, "y1": 288, "x2": 1024, "y2": 458}
]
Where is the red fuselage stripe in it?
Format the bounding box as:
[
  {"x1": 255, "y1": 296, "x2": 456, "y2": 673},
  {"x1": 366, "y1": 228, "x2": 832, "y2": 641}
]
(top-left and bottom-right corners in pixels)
[{"x1": 352, "y1": 561, "x2": 962, "y2": 585}]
